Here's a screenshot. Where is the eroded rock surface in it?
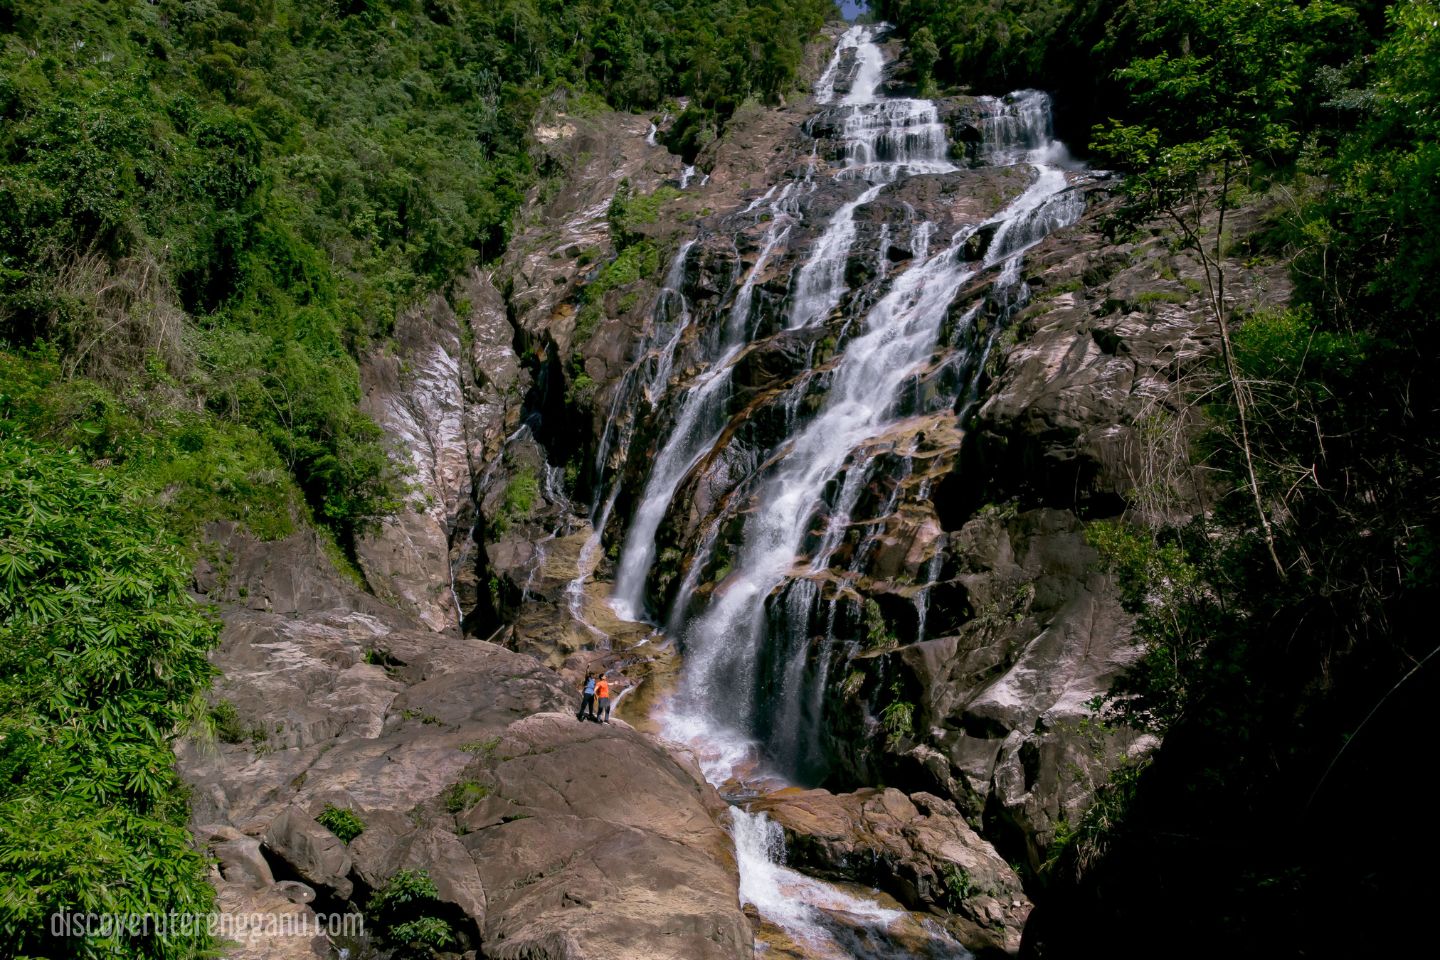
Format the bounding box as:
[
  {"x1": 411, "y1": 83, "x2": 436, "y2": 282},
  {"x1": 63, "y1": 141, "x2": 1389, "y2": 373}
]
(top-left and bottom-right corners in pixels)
[
  {"x1": 183, "y1": 524, "x2": 750, "y2": 960},
  {"x1": 751, "y1": 786, "x2": 1031, "y2": 956}
]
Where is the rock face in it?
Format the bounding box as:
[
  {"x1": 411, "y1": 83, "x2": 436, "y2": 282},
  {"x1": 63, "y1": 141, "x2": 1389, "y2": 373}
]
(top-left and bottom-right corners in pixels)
[
  {"x1": 183, "y1": 523, "x2": 751, "y2": 960},
  {"x1": 357, "y1": 269, "x2": 524, "y2": 634},
  {"x1": 750, "y1": 787, "x2": 1031, "y2": 956},
  {"x1": 459, "y1": 715, "x2": 750, "y2": 958}
]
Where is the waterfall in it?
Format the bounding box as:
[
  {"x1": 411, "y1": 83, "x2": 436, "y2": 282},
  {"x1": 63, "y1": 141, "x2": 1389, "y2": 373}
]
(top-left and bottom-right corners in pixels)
[
  {"x1": 790, "y1": 25, "x2": 954, "y2": 330},
  {"x1": 609, "y1": 185, "x2": 803, "y2": 621},
  {"x1": 597, "y1": 25, "x2": 1086, "y2": 955},
  {"x1": 635, "y1": 31, "x2": 1085, "y2": 773},
  {"x1": 731, "y1": 808, "x2": 904, "y2": 947},
  {"x1": 814, "y1": 25, "x2": 866, "y2": 106},
  {"x1": 731, "y1": 807, "x2": 972, "y2": 958}
]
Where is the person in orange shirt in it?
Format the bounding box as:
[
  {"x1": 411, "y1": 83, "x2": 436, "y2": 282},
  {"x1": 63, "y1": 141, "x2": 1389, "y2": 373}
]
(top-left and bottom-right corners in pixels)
[{"x1": 594, "y1": 673, "x2": 612, "y2": 724}]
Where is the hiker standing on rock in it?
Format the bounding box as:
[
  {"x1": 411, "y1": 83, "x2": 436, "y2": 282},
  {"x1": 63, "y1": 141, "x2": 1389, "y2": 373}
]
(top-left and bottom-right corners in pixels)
[
  {"x1": 595, "y1": 673, "x2": 611, "y2": 724},
  {"x1": 577, "y1": 672, "x2": 596, "y2": 722}
]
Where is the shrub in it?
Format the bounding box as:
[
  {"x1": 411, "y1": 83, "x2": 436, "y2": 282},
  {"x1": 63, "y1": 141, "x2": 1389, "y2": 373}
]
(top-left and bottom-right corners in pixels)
[
  {"x1": 943, "y1": 865, "x2": 975, "y2": 907},
  {"x1": 317, "y1": 804, "x2": 366, "y2": 843},
  {"x1": 443, "y1": 780, "x2": 492, "y2": 814},
  {"x1": 862, "y1": 598, "x2": 897, "y2": 650},
  {"x1": 369, "y1": 870, "x2": 457, "y2": 959},
  {"x1": 880, "y1": 687, "x2": 915, "y2": 751},
  {"x1": 491, "y1": 467, "x2": 540, "y2": 535},
  {"x1": 210, "y1": 699, "x2": 267, "y2": 747},
  {"x1": 0, "y1": 438, "x2": 219, "y2": 959}
]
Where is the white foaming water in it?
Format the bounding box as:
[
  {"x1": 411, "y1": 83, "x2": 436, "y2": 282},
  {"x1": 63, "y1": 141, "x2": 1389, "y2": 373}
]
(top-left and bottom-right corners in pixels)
[
  {"x1": 668, "y1": 216, "x2": 983, "y2": 735},
  {"x1": 789, "y1": 27, "x2": 955, "y2": 330},
  {"x1": 814, "y1": 25, "x2": 867, "y2": 105},
  {"x1": 841, "y1": 30, "x2": 885, "y2": 105},
  {"x1": 840, "y1": 98, "x2": 954, "y2": 181},
  {"x1": 610, "y1": 188, "x2": 800, "y2": 621},
  {"x1": 644, "y1": 239, "x2": 698, "y2": 404},
  {"x1": 731, "y1": 808, "x2": 905, "y2": 952},
  {"x1": 604, "y1": 27, "x2": 1082, "y2": 957},
  {"x1": 665, "y1": 100, "x2": 1083, "y2": 771},
  {"x1": 977, "y1": 89, "x2": 1074, "y2": 169}
]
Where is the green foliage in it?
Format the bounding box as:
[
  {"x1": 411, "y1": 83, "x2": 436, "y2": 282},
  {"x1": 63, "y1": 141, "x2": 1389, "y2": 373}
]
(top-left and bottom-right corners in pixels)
[
  {"x1": 1085, "y1": 519, "x2": 1227, "y2": 732},
  {"x1": 442, "y1": 780, "x2": 492, "y2": 814},
  {"x1": 862, "y1": 598, "x2": 897, "y2": 651},
  {"x1": 566, "y1": 371, "x2": 598, "y2": 406},
  {"x1": 210, "y1": 699, "x2": 268, "y2": 747},
  {"x1": 0, "y1": 438, "x2": 218, "y2": 959},
  {"x1": 573, "y1": 240, "x2": 662, "y2": 346},
  {"x1": 491, "y1": 466, "x2": 540, "y2": 536},
  {"x1": 372, "y1": 869, "x2": 441, "y2": 913},
  {"x1": 317, "y1": 803, "x2": 366, "y2": 843},
  {"x1": 1041, "y1": 757, "x2": 1148, "y2": 881},
  {"x1": 879, "y1": 681, "x2": 915, "y2": 751},
  {"x1": 609, "y1": 181, "x2": 684, "y2": 249},
  {"x1": 942, "y1": 865, "x2": 975, "y2": 907},
  {"x1": 0, "y1": 348, "x2": 300, "y2": 540},
  {"x1": 870, "y1": 1, "x2": 1440, "y2": 951},
  {"x1": 460, "y1": 736, "x2": 502, "y2": 756},
  {"x1": 0, "y1": 0, "x2": 831, "y2": 547},
  {"x1": 387, "y1": 917, "x2": 456, "y2": 956},
  {"x1": 875, "y1": 0, "x2": 1077, "y2": 93},
  {"x1": 910, "y1": 26, "x2": 940, "y2": 95},
  {"x1": 1096, "y1": 0, "x2": 1354, "y2": 161},
  {"x1": 1132, "y1": 289, "x2": 1188, "y2": 308},
  {"x1": 369, "y1": 869, "x2": 456, "y2": 960}
]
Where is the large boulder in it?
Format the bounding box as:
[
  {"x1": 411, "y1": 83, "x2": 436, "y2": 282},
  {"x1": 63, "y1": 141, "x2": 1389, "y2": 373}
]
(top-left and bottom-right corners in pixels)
[
  {"x1": 458, "y1": 715, "x2": 751, "y2": 960},
  {"x1": 263, "y1": 805, "x2": 355, "y2": 900},
  {"x1": 749, "y1": 787, "x2": 1029, "y2": 956}
]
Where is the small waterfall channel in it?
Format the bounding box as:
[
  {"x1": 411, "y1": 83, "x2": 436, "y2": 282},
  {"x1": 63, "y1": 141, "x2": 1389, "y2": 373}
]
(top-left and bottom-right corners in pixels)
[{"x1": 596, "y1": 23, "x2": 1087, "y2": 956}]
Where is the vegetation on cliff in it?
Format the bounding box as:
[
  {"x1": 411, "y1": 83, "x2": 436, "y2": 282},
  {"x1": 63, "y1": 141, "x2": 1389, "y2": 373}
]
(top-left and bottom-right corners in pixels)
[
  {"x1": 882, "y1": 0, "x2": 1436, "y2": 953},
  {"x1": 0, "y1": 0, "x2": 834, "y2": 951}
]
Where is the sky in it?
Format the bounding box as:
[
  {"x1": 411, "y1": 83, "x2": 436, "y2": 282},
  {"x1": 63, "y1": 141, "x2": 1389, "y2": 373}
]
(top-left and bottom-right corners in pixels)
[{"x1": 836, "y1": 0, "x2": 869, "y2": 20}]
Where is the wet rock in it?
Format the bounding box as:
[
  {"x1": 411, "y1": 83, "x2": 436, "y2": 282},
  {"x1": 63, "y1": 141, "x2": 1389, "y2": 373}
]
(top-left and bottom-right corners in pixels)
[
  {"x1": 182, "y1": 518, "x2": 751, "y2": 959},
  {"x1": 749, "y1": 786, "x2": 1030, "y2": 956},
  {"x1": 357, "y1": 269, "x2": 524, "y2": 634}
]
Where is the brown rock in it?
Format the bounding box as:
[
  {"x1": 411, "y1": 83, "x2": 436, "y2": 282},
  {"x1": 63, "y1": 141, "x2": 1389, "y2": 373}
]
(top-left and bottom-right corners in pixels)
[
  {"x1": 263, "y1": 805, "x2": 354, "y2": 900},
  {"x1": 748, "y1": 786, "x2": 1029, "y2": 955}
]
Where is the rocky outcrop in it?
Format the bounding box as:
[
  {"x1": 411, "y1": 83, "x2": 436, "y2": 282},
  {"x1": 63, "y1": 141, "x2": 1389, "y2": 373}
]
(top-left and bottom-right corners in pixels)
[
  {"x1": 459, "y1": 715, "x2": 750, "y2": 959},
  {"x1": 183, "y1": 523, "x2": 750, "y2": 960},
  {"x1": 182, "y1": 17, "x2": 1306, "y2": 959},
  {"x1": 357, "y1": 269, "x2": 525, "y2": 634},
  {"x1": 750, "y1": 786, "x2": 1031, "y2": 956},
  {"x1": 807, "y1": 189, "x2": 1293, "y2": 871}
]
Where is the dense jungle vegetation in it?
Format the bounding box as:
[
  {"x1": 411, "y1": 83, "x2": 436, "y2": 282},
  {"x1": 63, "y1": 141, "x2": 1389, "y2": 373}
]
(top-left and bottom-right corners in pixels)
[
  {"x1": 880, "y1": 0, "x2": 1437, "y2": 955},
  {"x1": 0, "y1": 1, "x2": 830, "y2": 955}
]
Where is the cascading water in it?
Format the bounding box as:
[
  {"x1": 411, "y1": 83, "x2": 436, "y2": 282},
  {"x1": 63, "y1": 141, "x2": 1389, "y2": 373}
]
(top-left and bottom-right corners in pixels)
[
  {"x1": 600, "y1": 22, "x2": 1086, "y2": 957},
  {"x1": 637, "y1": 26, "x2": 1084, "y2": 777},
  {"x1": 609, "y1": 181, "x2": 807, "y2": 621},
  {"x1": 790, "y1": 27, "x2": 954, "y2": 331}
]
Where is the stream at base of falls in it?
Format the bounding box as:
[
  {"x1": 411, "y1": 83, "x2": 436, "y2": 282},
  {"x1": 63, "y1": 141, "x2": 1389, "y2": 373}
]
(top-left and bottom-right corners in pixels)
[{"x1": 597, "y1": 21, "x2": 1088, "y2": 957}]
